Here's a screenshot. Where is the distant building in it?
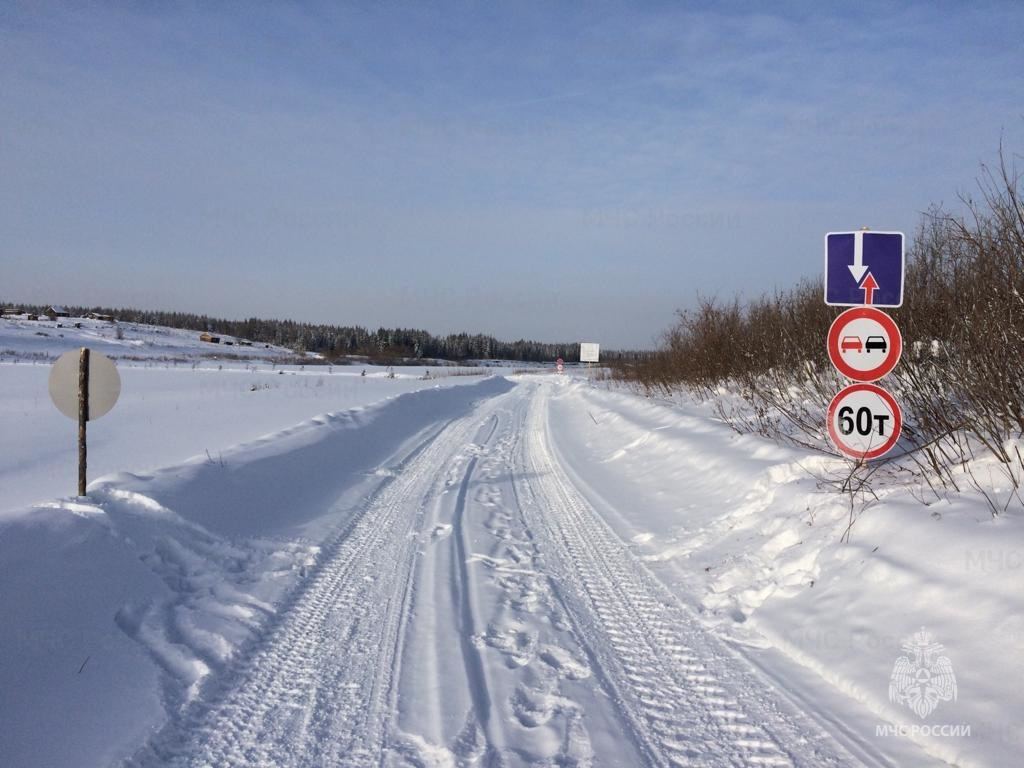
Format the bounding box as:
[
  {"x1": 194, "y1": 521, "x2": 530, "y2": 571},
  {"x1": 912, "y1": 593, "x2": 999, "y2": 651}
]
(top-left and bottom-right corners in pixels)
[
  {"x1": 87, "y1": 312, "x2": 115, "y2": 322},
  {"x1": 200, "y1": 332, "x2": 221, "y2": 344},
  {"x1": 45, "y1": 306, "x2": 70, "y2": 319},
  {"x1": 1, "y1": 307, "x2": 22, "y2": 317}
]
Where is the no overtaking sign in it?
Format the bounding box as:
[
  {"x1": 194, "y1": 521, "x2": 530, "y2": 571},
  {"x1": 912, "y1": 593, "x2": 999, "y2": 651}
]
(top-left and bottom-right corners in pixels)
[{"x1": 827, "y1": 307, "x2": 902, "y2": 383}]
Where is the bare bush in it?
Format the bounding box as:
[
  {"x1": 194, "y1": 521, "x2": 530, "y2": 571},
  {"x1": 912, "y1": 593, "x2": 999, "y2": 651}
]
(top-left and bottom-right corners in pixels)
[{"x1": 616, "y1": 142, "x2": 1024, "y2": 512}]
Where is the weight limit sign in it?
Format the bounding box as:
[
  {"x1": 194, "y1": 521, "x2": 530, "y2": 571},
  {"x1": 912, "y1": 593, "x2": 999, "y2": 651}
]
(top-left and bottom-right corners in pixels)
[{"x1": 827, "y1": 383, "x2": 902, "y2": 460}]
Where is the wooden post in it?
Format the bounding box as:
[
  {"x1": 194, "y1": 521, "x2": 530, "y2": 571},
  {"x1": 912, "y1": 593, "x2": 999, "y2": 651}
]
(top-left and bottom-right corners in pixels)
[{"x1": 78, "y1": 347, "x2": 90, "y2": 497}]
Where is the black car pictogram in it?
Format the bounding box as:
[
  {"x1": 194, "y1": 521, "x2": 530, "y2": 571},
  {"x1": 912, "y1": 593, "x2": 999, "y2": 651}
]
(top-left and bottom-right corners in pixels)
[{"x1": 865, "y1": 335, "x2": 887, "y2": 353}]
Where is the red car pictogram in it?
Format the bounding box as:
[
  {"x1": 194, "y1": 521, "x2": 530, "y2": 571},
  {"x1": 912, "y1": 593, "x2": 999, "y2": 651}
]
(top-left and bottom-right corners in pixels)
[{"x1": 841, "y1": 335, "x2": 863, "y2": 353}]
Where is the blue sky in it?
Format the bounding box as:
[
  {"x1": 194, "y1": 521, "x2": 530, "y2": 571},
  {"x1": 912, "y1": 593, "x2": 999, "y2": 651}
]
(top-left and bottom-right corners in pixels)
[{"x1": 2, "y1": 2, "x2": 1022, "y2": 348}]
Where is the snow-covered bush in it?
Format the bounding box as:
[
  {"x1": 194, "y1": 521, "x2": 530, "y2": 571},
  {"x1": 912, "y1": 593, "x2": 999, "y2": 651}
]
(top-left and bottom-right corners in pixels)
[{"x1": 615, "y1": 142, "x2": 1024, "y2": 512}]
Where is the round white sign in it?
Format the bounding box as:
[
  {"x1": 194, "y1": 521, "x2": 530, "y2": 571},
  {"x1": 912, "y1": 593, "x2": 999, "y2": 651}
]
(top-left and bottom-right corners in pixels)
[{"x1": 48, "y1": 349, "x2": 121, "y2": 421}]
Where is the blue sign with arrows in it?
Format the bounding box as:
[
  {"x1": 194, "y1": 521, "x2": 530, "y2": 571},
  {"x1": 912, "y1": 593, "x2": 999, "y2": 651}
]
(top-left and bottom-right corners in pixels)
[{"x1": 824, "y1": 231, "x2": 904, "y2": 307}]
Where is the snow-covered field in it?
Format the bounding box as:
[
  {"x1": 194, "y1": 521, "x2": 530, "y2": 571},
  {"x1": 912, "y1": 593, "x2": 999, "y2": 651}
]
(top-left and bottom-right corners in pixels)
[
  {"x1": 1, "y1": 320, "x2": 1020, "y2": 767},
  {"x1": 0, "y1": 314, "x2": 299, "y2": 363},
  {"x1": 0, "y1": 316, "x2": 485, "y2": 513}
]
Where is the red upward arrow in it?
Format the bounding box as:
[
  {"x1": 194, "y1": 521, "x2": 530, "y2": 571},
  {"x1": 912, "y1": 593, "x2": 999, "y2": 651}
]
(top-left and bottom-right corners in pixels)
[{"x1": 860, "y1": 272, "x2": 879, "y2": 305}]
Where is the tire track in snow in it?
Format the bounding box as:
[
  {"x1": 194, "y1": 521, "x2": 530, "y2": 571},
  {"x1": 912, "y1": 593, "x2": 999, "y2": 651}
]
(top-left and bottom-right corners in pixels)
[
  {"x1": 127, "y1": 396, "x2": 509, "y2": 768},
  {"x1": 517, "y1": 384, "x2": 856, "y2": 768},
  {"x1": 123, "y1": 380, "x2": 859, "y2": 767},
  {"x1": 388, "y1": 403, "x2": 606, "y2": 767},
  {"x1": 450, "y1": 416, "x2": 502, "y2": 758}
]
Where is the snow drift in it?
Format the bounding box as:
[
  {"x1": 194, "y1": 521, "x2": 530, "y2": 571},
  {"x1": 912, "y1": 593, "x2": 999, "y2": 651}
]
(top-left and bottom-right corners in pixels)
[{"x1": 0, "y1": 376, "x2": 513, "y2": 768}]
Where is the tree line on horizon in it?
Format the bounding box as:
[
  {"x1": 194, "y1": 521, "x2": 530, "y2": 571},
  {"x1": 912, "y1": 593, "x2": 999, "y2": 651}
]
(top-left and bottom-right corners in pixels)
[{"x1": 0, "y1": 302, "x2": 646, "y2": 364}]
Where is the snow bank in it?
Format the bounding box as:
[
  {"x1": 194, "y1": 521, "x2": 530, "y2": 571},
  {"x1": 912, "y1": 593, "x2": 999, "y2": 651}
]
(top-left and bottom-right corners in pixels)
[
  {"x1": 545, "y1": 377, "x2": 1023, "y2": 768},
  {"x1": 0, "y1": 376, "x2": 513, "y2": 768},
  {"x1": 0, "y1": 360, "x2": 485, "y2": 514}
]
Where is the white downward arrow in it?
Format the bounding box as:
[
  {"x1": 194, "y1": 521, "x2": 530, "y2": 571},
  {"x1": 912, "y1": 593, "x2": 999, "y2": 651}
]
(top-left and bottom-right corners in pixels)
[{"x1": 848, "y1": 230, "x2": 868, "y2": 282}]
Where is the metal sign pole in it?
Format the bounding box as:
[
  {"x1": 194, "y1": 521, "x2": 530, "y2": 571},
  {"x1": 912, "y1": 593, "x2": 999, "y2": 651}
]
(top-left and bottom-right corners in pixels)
[
  {"x1": 49, "y1": 347, "x2": 120, "y2": 496},
  {"x1": 78, "y1": 347, "x2": 90, "y2": 497}
]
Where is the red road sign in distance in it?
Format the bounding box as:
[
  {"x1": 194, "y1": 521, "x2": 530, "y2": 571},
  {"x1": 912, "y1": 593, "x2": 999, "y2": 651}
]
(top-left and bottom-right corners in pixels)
[
  {"x1": 827, "y1": 307, "x2": 902, "y2": 382},
  {"x1": 827, "y1": 383, "x2": 902, "y2": 460}
]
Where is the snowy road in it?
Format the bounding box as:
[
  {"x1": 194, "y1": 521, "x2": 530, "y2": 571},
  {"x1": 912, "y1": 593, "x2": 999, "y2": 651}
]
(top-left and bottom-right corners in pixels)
[{"x1": 125, "y1": 380, "x2": 867, "y2": 767}]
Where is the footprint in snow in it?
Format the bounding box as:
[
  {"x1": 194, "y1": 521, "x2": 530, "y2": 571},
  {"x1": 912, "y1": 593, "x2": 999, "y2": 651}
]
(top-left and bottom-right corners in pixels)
[
  {"x1": 537, "y1": 644, "x2": 591, "y2": 681},
  {"x1": 430, "y1": 524, "x2": 452, "y2": 542}
]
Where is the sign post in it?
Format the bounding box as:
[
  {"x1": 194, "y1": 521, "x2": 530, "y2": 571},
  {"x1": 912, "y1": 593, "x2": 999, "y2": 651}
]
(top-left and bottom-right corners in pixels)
[
  {"x1": 78, "y1": 348, "x2": 90, "y2": 496},
  {"x1": 49, "y1": 348, "x2": 121, "y2": 497},
  {"x1": 824, "y1": 230, "x2": 905, "y2": 460}
]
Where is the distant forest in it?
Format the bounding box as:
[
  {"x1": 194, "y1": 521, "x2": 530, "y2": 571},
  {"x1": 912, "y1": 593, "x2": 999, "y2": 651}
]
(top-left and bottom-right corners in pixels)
[{"x1": 4, "y1": 302, "x2": 645, "y2": 364}]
